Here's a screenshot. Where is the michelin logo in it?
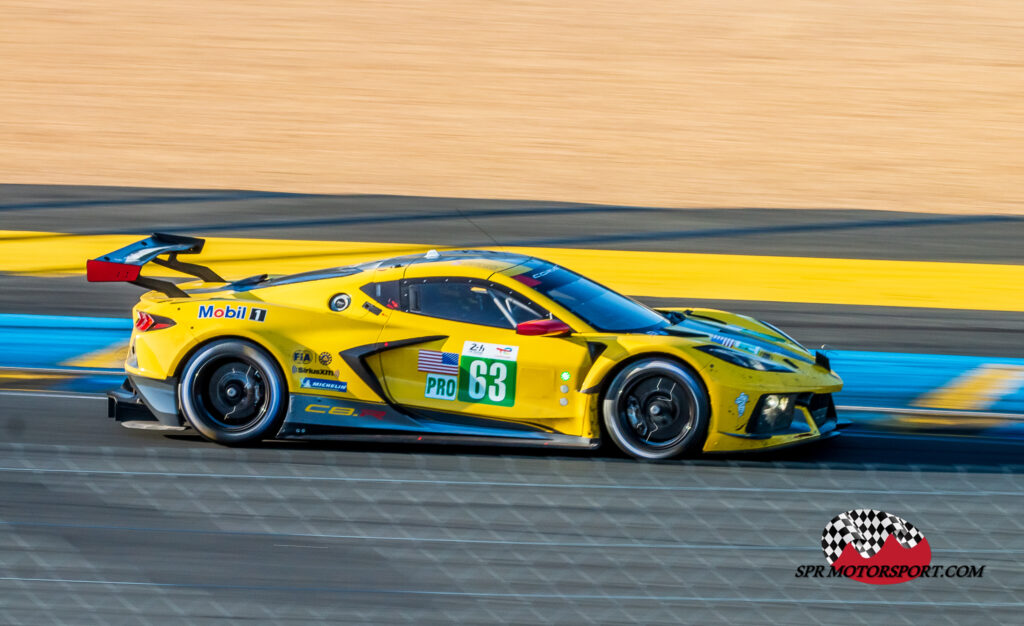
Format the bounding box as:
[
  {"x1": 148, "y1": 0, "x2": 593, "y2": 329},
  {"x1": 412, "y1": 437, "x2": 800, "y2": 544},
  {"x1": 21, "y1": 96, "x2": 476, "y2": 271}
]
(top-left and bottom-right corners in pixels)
[
  {"x1": 300, "y1": 378, "x2": 348, "y2": 393},
  {"x1": 198, "y1": 304, "x2": 267, "y2": 322}
]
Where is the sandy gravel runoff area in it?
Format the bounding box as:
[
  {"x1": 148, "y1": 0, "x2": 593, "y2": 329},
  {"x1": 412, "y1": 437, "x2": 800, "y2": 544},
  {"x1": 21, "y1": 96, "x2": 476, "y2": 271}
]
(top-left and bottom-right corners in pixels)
[{"x1": 2, "y1": 1, "x2": 1023, "y2": 214}]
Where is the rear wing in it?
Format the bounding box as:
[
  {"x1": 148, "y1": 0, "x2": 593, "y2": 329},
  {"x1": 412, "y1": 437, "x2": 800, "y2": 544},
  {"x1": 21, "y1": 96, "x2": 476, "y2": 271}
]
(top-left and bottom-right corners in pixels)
[{"x1": 86, "y1": 233, "x2": 224, "y2": 298}]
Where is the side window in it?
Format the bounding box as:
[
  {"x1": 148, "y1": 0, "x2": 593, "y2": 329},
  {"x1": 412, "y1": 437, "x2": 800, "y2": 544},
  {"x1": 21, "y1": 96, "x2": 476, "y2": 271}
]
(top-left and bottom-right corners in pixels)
[
  {"x1": 493, "y1": 290, "x2": 546, "y2": 325},
  {"x1": 360, "y1": 280, "x2": 401, "y2": 309},
  {"x1": 401, "y1": 278, "x2": 551, "y2": 329},
  {"x1": 405, "y1": 279, "x2": 512, "y2": 328}
]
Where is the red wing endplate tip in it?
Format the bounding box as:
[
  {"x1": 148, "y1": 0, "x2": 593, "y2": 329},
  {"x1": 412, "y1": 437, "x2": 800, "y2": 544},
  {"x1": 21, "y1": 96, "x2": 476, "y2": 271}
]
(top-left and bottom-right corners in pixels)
[{"x1": 86, "y1": 259, "x2": 142, "y2": 282}]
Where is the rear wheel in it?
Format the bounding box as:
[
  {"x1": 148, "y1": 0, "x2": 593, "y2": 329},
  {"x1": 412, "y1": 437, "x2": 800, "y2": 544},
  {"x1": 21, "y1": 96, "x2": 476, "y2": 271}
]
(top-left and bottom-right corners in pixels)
[
  {"x1": 178, "y1": 339, "x2": 287, "y2": 445},
  {"x1": 601, "y1": 359, "x2": 709, "y2": 460}
]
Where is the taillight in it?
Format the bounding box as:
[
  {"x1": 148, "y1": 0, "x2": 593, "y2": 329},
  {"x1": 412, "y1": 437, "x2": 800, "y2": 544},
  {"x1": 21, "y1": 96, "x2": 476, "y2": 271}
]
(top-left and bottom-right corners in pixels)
[{"x1": 135, "y1": 312, "x2": 175, "y2": 332}]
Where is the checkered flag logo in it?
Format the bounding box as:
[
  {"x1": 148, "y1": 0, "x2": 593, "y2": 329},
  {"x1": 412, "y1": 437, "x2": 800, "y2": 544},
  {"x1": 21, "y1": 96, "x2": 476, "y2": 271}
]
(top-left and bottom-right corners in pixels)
[{"x1": 821, "y1": 509, "x2": 925, "y2": 565}]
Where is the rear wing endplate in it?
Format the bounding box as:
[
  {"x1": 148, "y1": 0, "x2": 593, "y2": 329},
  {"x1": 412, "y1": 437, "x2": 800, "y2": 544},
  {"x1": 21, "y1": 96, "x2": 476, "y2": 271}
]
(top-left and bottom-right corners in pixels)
[{"x1": 86, "y1": 233, "x2": 224, "y2": 298}]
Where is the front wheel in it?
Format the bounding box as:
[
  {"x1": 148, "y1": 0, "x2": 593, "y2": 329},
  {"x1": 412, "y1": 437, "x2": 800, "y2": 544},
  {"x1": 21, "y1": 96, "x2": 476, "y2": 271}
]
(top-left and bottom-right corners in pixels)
[
  {"x1": 601, "y1": 359, "x2": 709, "y2": 460},
  {"x1": 178, "y1": 339, "x2": 287, "y2": 445}
]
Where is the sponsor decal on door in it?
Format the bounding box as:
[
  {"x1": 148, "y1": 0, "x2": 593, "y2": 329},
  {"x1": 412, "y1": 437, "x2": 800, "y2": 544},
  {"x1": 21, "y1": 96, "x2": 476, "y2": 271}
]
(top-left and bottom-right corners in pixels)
[
  {"x1": 462, "y1": 341, "x2": 518, "y2": 362},
  {"x1": 425, "y1": 374, "x2": 458, "y2": 400},
  {"x1": 458, "y1": 357, "x2": 516, "y2": 406}
]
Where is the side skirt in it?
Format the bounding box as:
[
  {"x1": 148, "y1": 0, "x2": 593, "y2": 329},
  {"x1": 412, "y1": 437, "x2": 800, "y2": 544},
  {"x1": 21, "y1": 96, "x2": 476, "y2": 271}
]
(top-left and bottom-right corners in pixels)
[
  {"x1": 287, "y1": 431, "x2": 601, "y2": 450},
  {"x1": 278, "y1": 393, "x2": 598, "y2": 450}
]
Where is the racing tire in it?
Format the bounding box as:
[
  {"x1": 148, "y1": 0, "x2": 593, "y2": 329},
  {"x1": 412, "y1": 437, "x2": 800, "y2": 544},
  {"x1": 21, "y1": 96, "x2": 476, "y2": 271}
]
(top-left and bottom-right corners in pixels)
[
  {"x1": 178, "y1": 339, "x2": 287, "y2": 445},
  {"x1": 601, "y1": 359, "x2": 709, "y2": 460}
]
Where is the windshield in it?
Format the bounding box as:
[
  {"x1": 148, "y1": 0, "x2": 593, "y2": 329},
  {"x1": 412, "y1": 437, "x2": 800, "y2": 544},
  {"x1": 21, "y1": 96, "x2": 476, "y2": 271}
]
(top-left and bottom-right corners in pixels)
[{"x1": 510, "y1": 260, "x2": 669, "y2": 333}]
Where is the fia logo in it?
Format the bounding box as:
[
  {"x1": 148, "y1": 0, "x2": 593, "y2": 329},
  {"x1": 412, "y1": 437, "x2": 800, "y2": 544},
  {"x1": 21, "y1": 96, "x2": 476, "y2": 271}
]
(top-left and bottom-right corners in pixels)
[{"x1": 293, "y1": 349, "x2": 314, "y2": 364}]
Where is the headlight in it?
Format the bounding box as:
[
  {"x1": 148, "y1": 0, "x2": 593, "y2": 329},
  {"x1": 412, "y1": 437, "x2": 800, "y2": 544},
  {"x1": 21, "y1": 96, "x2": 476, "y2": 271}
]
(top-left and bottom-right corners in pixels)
[
  {"x1": 696, "y1": 345, "x2": 794, "y2": 372},
  {"x1": 748, "y1": 393, "x2": 797, "y2": 434}
]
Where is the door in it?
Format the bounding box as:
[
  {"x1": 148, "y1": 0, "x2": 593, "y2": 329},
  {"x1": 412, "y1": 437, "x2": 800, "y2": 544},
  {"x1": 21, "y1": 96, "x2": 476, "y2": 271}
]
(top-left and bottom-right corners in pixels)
[{"x1": 375, "y1": 276, "x2": 593, "y2": 435}]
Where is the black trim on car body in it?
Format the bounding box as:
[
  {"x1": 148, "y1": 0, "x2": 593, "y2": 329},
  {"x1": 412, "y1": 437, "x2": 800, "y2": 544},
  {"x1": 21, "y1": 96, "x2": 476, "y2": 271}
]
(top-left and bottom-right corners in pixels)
[{"x1": 338, "y1": 335, "x2": 448, "y2": 402}]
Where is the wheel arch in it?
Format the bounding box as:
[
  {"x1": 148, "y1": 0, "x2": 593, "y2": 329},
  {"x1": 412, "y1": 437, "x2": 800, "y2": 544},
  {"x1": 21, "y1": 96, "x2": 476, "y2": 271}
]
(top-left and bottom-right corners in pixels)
[
  {"x1": 172, "y1": 333, "x2": 289, "y2": 385},
  {"x1": 591, "y1": 351, "x2": 708, "y2": 407},
  {"x1": 589, "y1": 351, "x2": 711, "y2": 440},
  {"x1": 175, "y1": 335, "x2": 292, "y2": 445}
]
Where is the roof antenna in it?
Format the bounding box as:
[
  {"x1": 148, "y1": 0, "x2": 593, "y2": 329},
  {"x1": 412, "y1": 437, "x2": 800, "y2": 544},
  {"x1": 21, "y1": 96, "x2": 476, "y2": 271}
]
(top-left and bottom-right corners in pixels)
[{"x1": 454, "y1": 205, "x2": 507, "y2": 252}]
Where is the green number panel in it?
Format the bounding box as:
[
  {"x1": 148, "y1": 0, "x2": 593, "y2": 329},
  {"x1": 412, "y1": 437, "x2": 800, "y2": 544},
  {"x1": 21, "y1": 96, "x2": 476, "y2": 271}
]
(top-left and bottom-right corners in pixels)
[{"x1": 457, "y1": 356, "x2": 517, "y2": 407}]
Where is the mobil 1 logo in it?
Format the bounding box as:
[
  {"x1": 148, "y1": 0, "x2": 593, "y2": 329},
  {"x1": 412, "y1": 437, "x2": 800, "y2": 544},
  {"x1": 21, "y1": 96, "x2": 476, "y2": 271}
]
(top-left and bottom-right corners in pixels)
[
  {"x1": 197, "y1": 304, "x2": 267, "y2": 322},
  {"x1": 458, "y1": 341, "x2": 518, "y2": 407},
  {"x1": 425, "y1": 374, "x2": 457, "y2": 401}
]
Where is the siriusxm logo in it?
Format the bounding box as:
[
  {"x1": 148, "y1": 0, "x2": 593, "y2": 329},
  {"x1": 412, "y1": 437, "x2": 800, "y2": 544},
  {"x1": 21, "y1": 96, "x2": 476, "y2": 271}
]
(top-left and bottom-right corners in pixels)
[
  {"x1": 292, "y1": 366, "x2": 334, "y2": 376},
  {"x1": 198, "y1": 305, "x2": 267, "y2": 322}
]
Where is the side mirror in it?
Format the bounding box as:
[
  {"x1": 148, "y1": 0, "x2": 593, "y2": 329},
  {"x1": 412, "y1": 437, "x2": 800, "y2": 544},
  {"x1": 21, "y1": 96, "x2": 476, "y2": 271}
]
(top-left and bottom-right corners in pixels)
[{"x1": 516, "y1": 319, "x2": 572, "y2": 337}]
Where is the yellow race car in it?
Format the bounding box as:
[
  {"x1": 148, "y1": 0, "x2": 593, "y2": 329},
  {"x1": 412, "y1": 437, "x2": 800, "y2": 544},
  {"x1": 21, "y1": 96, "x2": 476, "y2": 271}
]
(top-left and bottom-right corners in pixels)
[{"x1": 88, "y1": 234, "x2": 843, "y2": 459}]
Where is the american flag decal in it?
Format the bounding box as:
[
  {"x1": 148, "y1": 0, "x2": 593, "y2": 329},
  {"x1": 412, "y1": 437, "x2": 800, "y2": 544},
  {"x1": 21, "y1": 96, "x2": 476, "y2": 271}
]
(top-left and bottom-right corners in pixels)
[{"x1": 418, "y1": 350, "x2": 459, "y2": 375}]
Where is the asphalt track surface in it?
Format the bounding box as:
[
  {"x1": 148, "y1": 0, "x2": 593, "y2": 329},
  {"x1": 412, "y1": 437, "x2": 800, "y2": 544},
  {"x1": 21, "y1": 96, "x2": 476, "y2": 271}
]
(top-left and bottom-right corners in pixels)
[{"x1": 1, "y1": 185, "x2": 1023, "y2": 623}]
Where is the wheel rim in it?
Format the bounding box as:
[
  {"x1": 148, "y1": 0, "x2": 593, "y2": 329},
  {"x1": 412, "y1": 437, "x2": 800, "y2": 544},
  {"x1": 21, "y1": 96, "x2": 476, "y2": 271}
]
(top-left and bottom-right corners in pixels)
[
  {"x1": 191, "y1": 357, "x2": 269, "y2": 431},
  {"x1": 617, "y1": 374, "x2": 694, "y2": 448}
]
